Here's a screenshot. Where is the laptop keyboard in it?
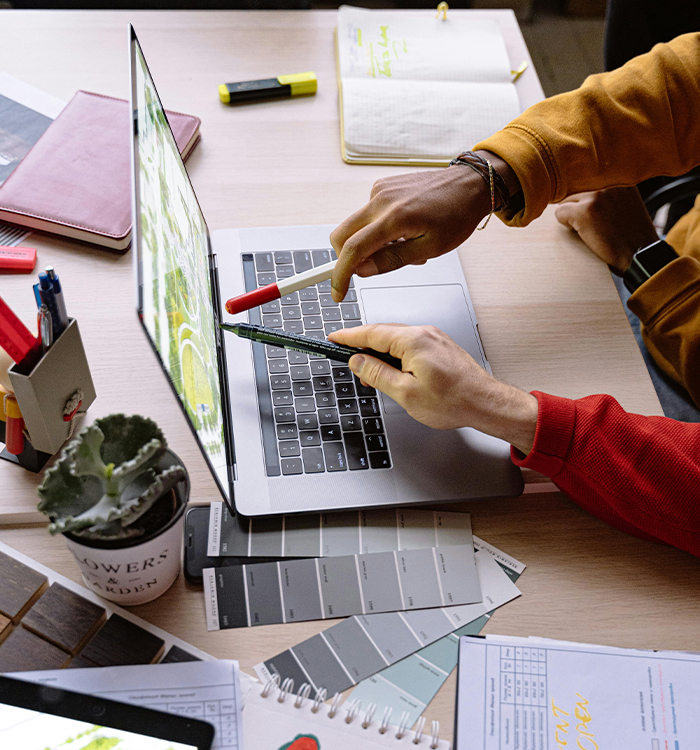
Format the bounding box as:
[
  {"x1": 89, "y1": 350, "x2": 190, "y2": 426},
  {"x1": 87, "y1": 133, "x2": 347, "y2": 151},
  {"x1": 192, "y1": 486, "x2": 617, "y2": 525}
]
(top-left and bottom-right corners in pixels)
[{"x1": 241, "y1": 249, "x2": 392, "y2": 477}]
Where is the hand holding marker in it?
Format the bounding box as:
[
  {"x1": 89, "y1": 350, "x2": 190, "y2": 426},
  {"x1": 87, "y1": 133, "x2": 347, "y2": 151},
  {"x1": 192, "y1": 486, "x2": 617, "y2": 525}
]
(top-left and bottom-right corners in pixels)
[{"x1": 223, "y1": 260, "x2": 402, "y2": 370}]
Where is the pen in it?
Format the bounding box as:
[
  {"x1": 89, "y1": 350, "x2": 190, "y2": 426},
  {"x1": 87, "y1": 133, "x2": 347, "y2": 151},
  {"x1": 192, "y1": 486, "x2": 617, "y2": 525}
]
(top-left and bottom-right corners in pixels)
[
  {"x1": 225, "y1": 260, "x2": 338, "y2": 314},
  {"x1": 38, "y1": 304, "x2": 53, "y2": 353},
  {"x1": 45, "y1": 266, "x2": 69, "y2": 332},
  {"x1": 220, "y1": 322, "x2": 403, "y2": 370},
  {"x1": 37, "y1": 272, "x2": 64, "y2": 340}
]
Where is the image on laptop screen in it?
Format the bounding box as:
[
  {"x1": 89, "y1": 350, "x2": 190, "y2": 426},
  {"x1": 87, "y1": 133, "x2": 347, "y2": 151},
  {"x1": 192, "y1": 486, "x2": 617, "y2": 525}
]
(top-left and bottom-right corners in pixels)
[
  {"x1": 0, "y1": 703, "x2": 198, "y2": 750},
  {"x1": 131, "y1": 35, "x2": 230, "y2": 498}
]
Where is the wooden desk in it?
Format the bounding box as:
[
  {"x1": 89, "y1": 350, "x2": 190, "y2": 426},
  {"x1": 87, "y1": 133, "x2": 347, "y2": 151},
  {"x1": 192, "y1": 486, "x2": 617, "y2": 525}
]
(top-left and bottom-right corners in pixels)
[{"x1": 2, "y1": 11, "x2": 696, "y2": 747}]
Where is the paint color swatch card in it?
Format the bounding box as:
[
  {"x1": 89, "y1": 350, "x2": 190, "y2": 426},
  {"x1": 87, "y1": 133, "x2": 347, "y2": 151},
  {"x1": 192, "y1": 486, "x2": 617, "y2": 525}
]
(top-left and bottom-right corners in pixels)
[
  {"x1": 243, "y1": 676, "x2": 451, "y2": 750},
  {"x1": 9, "y1": 660, "x2": 244, "y2": 750},
  {"x1": 205, "y1": 544, "x2": 481, "y2": 630},
  {"x1": 208, "y1": 502, "x2": 473, "y2": 558},
  {"x1": 348, "y1": 536, "x2": 526, "y2": 726},
  {"x1": 255, "y1": 549, "x2": 520, "y2": 695},
  {"x1": 455, "y1": 635, "x2": 700, "y2": 750}
]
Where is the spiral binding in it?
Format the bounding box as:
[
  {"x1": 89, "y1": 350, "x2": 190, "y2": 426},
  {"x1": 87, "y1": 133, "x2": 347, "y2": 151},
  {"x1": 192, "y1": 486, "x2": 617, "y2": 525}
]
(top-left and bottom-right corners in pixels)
[{"x1": 259, "y1": 678, "x2": 444, "y2": 747}]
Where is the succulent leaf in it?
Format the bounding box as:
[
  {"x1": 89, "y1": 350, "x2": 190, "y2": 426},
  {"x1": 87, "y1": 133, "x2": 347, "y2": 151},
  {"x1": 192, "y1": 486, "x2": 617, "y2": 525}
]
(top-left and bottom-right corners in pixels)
[
  {"x1": 97, "y1": 414, "x2": 166, "y2": 467},
  {"x1": 110, "y1": 438, "x2": 163, "y2": 490},
  {"x1": 38, "y1": 450, "x2": 104, "y2": 528},
  {"x1": 70, "y1": 424, "x2": 108, "y2": 480},
  {"x1": 37, "y1": 414, "x2": 183, "y2": 542},
  {"x1": 47, "y1": 492, "x2": 124, "y2": 535},
  {"x1": 120, "y1": 465, "x2": 186, "y2": 527}
]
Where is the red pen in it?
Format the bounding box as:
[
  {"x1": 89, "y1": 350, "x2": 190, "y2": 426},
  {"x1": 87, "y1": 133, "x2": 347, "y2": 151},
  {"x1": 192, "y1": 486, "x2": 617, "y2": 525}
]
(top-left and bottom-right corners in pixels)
[
  {"x1": 0, "y1": 296, "x2": 41, "y2": 366},
  {"x1": 0, "y1": 246, "x2": 37, "y2": 273},
  {"x1": 225, "y1": 260, "x2": 337, "y2": 315}
]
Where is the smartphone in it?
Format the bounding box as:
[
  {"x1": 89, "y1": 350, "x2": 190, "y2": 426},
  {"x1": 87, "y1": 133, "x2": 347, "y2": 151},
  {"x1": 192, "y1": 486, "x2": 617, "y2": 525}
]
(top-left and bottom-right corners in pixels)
[{"x1": 183, "y1": 505, "x2": 289, "y2": 584}]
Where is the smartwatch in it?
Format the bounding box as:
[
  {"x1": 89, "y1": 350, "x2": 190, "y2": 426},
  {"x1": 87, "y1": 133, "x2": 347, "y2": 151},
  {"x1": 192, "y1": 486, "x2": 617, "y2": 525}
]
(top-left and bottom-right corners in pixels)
[{"x1": 623, "y1": 239, "x2": 679, "y2": 294}]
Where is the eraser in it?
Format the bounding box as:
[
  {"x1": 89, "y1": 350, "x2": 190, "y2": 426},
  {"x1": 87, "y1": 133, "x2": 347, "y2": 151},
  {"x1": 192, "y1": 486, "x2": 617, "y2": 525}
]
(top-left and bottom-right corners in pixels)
[{"x1": 0, "y1": 246, "x2": 37, "y2": 273}]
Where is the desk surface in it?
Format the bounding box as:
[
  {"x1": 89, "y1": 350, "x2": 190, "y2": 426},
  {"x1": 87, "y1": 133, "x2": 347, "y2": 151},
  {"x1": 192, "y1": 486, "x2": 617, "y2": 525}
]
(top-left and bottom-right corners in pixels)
[{"x1": 2, "y1": 10, "x2": 695, "y2": 747}]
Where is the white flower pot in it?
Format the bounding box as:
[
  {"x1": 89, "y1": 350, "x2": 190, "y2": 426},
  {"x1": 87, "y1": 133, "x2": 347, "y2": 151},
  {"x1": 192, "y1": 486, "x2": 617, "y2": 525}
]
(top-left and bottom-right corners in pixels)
[{"x1": 62, "y1": 449, "x2": 189, "y2": 606}]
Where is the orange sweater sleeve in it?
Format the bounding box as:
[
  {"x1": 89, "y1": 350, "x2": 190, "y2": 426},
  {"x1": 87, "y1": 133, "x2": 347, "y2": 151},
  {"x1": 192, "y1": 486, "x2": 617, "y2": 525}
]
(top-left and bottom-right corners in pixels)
[{"x1": 474, "y1": 32, "x2": 700, "y2": 227}]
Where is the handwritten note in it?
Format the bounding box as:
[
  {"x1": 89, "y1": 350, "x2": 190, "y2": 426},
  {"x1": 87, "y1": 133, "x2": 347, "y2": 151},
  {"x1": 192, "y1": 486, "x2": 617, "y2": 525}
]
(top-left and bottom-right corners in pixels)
[{"x1": 336, "y1": 5, "x2": 521, "y2": 164}]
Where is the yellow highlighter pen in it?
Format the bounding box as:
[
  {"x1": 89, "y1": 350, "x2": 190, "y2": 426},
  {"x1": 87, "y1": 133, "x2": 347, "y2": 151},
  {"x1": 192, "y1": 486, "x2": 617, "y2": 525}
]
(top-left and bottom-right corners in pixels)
[{"x1": 218, "y1": 72, "x2": 317, "y2": 104}]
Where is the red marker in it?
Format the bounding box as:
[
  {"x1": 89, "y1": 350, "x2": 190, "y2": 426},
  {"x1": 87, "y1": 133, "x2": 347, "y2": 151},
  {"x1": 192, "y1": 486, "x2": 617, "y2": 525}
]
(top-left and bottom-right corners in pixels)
[
  {"x1": 0, "y1": 296, "x2": 41, "y2": 365},
  {"x1": 225, "y1": 260, "x2": 337, "y2": 315}
]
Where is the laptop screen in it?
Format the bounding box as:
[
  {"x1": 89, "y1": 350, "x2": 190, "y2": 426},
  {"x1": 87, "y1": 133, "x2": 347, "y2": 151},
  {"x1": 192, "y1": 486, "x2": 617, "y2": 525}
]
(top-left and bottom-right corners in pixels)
[{"x1": 129, "y1": 29, "x2": 232, "y2": 503}]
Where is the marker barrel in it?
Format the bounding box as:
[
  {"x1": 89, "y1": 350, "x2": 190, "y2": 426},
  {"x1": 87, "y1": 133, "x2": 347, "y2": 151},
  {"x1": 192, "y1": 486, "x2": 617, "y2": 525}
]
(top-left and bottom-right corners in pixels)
[{"x1": 225, "y1": 261, "x2": 337, "y2": 315}]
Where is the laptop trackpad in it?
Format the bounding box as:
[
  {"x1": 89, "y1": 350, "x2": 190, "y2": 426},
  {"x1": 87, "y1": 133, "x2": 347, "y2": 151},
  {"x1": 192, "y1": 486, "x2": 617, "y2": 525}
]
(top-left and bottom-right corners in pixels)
[{"x1": 360, "y1": 284, "x2": 486, "y2": 414}]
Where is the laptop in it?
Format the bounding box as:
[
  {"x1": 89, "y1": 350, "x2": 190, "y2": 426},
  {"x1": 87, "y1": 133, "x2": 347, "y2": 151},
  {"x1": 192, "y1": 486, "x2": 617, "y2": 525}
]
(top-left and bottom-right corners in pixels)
[{"x1": 128, "y1": 27, "x2": 523, "y2": 516}]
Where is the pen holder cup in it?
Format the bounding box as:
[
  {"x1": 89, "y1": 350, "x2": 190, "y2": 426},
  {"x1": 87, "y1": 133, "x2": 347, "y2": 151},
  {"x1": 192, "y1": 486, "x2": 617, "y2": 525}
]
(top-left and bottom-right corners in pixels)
[{"x1": 6, "y1": 318, "x2": 96, "y2": 470}]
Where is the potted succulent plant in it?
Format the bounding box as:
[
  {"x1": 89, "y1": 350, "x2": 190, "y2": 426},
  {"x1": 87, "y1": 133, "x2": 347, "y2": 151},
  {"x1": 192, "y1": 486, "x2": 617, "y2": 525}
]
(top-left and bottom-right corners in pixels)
[{"x1": 38, "y1": 414, "x2": 189, "y2": 606}]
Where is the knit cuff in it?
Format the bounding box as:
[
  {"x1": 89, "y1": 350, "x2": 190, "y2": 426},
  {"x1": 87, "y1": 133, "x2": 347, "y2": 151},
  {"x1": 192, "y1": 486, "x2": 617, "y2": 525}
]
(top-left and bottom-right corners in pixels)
[
  {"x1": 510, "y1": 391, "x2": 576, "y2": 477},
  {"x1": 627, "y1": 255, "x2": 700, "y2": 327}
]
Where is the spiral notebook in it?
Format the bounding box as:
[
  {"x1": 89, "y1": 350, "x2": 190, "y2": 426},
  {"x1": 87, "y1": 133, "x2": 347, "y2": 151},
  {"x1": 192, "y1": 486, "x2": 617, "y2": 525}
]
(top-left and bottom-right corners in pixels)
[{"x1": 244, "y1": 677, "x2": 451, "y2": 749}]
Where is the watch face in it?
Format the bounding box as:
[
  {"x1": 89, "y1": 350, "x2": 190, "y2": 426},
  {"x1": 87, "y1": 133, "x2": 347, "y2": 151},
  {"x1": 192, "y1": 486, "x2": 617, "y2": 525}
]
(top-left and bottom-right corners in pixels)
[
  {"x1": 635, "y1": 240, "x2": 679, "y2": 276},
  {"x1": 624, "y1": 240, "x2": 678, "y2": 293}
]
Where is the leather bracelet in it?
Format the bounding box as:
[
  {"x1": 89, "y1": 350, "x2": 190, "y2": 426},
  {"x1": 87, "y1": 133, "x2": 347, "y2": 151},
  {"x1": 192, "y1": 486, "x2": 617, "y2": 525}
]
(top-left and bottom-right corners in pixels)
[{"x1": 449, "y1": 151, "x2": 511, "y2": 212}]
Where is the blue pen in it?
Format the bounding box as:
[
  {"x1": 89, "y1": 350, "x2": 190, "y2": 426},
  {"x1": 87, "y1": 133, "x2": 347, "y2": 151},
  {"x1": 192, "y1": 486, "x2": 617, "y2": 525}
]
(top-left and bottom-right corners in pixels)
[
  {"x1": 38, "y1": 272, "x2": 63, "y2": 340},
  {"x1": 45, "y1": 266, "x2": 69, "y2": 332}
]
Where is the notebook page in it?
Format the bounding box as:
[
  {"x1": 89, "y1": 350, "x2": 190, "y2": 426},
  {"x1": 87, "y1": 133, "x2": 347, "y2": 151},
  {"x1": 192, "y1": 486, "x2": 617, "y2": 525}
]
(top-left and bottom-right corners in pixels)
[
  {"x1": 337, "y1": 5, "x2": 513, "y2": 83},
  {"x1": 342, "y1": 77, "x2": 520, "y2": 161},
  {"x1": 243, "y1": 680, "x2": 451, "y2": 749}
]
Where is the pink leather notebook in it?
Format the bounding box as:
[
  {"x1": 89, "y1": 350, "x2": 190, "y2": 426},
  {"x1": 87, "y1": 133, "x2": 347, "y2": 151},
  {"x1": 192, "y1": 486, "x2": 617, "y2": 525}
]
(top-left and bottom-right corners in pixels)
[{"x1": 0, "y1": 90, "x2": 200, "y2": 253}]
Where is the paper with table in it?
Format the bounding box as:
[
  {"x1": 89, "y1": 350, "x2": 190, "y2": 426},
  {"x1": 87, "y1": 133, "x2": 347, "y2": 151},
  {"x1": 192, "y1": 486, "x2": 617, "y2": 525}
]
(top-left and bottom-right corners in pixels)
[
  {"x1": 9, "y1": 660, "x2": 245, "y2": 750},
  {"x1": 455, "y1": 634, "x2": 700, "y2": 749},
  {"x1": 336, "y1": 5, "x2": 521, "y2": 165}
]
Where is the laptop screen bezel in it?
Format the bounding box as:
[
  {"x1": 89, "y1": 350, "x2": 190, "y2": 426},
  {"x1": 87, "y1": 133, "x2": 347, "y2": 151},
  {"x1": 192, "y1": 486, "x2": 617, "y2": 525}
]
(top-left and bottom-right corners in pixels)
[{"x1": 128, "y1": 25, "x2": 236, "y2": 512}]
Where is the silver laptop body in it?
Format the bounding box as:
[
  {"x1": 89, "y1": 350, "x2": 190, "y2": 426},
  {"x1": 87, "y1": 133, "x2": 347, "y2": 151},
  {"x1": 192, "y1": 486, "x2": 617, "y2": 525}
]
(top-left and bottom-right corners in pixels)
[{"x1": 129, "y1": 28, "x2": 523, "y2": 517}]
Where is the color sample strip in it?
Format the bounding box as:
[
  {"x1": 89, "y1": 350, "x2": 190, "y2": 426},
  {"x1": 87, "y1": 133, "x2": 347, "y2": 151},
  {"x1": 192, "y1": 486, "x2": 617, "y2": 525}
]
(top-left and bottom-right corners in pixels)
[
  {"x1": 208, "y1": 502, "x2": 473, "y2": 558},
  {"x1": 204, "y1": 543, "x2": 481, "y2": 630},
  {"x1": 253, "y1": 548, "x2": 521, "y2": 694},
  {"x1": 347, "y1": 537, "x2": 525, "y2": 726}
]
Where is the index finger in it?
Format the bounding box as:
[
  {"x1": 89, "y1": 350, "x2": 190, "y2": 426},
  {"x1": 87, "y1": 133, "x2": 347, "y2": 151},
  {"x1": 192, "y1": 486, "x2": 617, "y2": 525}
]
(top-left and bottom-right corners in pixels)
[
  {"x1": 331, "y1": 217, "x2": 406, "y2": 302},
  {"x1": 329, "y1": 323, "x2": 412, "y2": 360},
  {"x1": 330, "y1": 202, "x2": 375, "y2": 258}
]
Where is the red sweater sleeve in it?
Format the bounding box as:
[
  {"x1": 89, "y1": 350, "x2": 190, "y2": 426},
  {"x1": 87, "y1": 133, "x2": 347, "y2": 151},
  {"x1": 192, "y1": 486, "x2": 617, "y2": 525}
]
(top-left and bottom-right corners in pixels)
[{"x1": 511, "y1": 391, "x2": 700, "y2": 557}]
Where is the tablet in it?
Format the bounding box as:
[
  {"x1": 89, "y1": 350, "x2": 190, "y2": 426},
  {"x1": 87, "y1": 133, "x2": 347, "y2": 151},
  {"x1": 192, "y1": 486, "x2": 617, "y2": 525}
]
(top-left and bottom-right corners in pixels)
[{"x1": 0, "y1": 674, "x2": 215, "y2": 750}]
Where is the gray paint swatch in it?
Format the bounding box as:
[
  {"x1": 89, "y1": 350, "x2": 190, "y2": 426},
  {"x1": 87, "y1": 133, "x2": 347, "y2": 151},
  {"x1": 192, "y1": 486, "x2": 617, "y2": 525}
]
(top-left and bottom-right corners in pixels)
[
  {"x1": 204, "y1": 543, "x2": 480, "y2": 630},
  {"x1": 254, "y1": 549, "x2": 521, "y2": 695},
  {"x1": 208, "y1": 503, "x2": 473, "y2": 558}
]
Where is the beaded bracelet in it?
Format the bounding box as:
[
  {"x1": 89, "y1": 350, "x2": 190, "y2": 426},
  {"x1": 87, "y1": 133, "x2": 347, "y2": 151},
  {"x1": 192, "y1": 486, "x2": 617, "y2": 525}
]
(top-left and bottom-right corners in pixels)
[{"x1": 448, "y1": 151, "x2": 511, "y2": 230}]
